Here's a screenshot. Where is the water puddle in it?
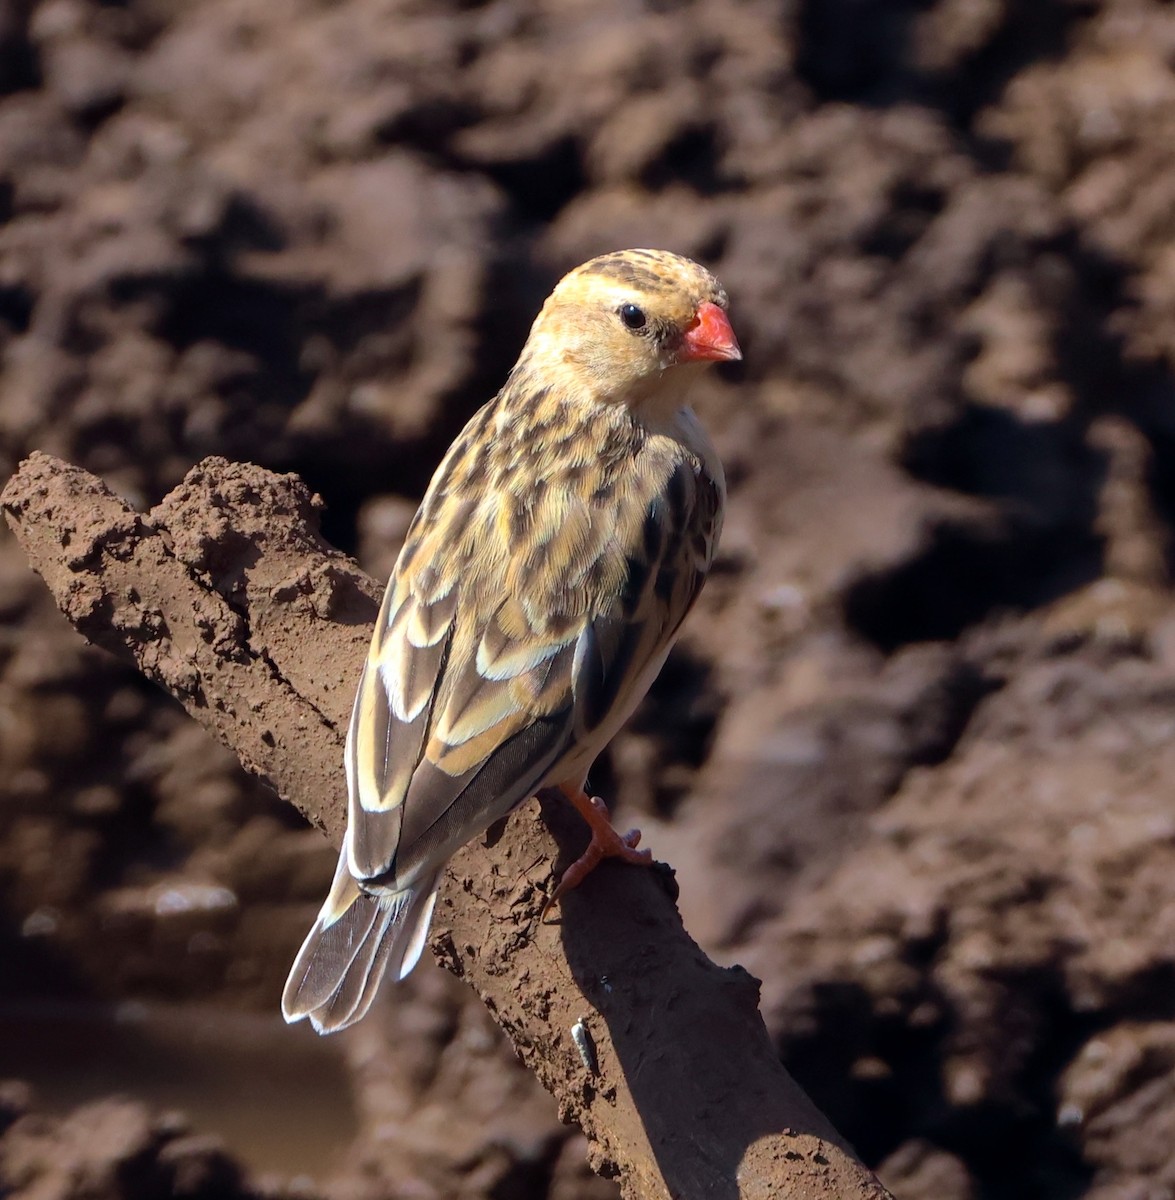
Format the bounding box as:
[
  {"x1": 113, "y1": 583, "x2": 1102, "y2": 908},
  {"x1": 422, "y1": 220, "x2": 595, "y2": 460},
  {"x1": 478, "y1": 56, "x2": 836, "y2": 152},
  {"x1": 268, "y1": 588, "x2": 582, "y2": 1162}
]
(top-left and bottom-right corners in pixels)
[{"x1": 0, "y1": 1000, "x2": 358, "y2": 1178}]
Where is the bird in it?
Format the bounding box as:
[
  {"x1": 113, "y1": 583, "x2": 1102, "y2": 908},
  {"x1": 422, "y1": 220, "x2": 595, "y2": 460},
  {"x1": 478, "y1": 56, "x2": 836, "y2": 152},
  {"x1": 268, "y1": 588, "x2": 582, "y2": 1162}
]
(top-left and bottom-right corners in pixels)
[{"x1": 282, "y1": 248, "x2": 740, "y2": 1033}]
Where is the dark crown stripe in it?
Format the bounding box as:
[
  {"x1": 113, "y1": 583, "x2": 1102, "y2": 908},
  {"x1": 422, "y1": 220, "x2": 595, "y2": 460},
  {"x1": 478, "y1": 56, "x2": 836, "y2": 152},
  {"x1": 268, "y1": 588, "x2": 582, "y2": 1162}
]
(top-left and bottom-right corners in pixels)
[{"x1": 578, "y1": 259, "x2": 676, "y2": 294}]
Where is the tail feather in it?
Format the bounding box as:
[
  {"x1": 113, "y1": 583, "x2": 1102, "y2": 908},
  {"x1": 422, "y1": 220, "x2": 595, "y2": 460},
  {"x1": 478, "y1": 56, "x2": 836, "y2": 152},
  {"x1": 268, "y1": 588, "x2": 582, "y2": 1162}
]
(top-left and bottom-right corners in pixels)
[{"x1": 282, "y1": 849, "x2": 442, "y2": 1034}]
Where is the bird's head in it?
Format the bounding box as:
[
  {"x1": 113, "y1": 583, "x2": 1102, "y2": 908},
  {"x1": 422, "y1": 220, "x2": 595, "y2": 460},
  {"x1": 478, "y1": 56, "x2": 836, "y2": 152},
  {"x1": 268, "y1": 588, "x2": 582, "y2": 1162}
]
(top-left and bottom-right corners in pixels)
[{"x1": 519, "y1": 249, "x2": 741, "y2": 418}]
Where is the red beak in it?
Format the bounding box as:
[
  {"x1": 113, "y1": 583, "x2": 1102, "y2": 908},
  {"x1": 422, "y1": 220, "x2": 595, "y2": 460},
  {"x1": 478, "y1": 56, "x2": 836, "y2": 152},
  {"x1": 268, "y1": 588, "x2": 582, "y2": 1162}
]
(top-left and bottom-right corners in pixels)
[{"x1": 680, "y1": 301, "x2": 742, "y2": 363}]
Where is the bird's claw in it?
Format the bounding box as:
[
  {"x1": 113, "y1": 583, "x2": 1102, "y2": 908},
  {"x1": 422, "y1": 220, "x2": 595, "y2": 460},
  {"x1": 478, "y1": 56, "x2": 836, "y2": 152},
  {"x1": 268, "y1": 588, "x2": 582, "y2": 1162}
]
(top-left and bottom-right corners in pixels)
[{"x1": 540, "y1": 790, "x2": 654, "y2": 921}]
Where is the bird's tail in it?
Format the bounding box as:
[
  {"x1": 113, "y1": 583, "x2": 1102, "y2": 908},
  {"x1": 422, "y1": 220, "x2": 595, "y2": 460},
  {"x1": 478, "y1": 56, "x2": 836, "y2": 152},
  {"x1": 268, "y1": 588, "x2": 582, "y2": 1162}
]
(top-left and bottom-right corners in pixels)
[{"x1": 282, "y1": 848, "x2": 441, "y2": 1034}]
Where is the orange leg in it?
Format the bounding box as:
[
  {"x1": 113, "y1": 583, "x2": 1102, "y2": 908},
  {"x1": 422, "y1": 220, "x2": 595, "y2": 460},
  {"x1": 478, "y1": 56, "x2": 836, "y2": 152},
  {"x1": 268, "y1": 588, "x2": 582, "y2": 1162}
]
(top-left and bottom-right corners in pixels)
[{"x1": 543, "y1": 783, "x2": 652, "y2": 914}]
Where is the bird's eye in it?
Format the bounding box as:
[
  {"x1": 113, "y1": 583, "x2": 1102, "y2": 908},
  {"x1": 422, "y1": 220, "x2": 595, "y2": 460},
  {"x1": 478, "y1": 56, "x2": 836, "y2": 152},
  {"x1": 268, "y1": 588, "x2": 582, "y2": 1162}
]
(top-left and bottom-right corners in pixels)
[{"x1": 618, "y1": 303, "x2": 647, "y2": 332}]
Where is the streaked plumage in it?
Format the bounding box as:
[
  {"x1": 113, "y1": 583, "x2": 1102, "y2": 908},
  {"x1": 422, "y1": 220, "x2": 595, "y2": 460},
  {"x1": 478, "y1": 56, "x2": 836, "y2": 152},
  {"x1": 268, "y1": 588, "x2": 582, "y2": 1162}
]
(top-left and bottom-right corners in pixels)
[{"x1": 283, "y1": 249, "x2": 740, "y2": 1033}]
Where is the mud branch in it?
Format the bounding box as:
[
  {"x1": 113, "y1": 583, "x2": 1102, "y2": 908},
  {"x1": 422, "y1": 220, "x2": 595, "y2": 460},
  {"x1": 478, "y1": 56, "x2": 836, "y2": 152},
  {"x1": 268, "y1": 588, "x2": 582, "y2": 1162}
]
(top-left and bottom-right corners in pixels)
[{"x1": 2, "y1": 452, "x2": 892, "y2": 1200}]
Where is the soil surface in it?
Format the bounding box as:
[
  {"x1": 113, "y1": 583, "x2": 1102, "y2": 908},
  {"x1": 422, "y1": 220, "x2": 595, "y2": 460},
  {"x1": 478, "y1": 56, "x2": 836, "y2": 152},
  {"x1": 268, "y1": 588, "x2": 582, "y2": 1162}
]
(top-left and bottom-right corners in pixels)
[{"x1": 2, "y1": 1, "x2": 1175, "y2": 1197}]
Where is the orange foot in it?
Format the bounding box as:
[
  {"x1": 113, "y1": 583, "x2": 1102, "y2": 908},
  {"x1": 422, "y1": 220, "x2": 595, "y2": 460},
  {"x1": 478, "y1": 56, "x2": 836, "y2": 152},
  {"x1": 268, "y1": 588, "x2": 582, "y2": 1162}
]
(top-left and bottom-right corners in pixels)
[{"x1": 543, "y1": 783, "x2": 653, "y2": 917}]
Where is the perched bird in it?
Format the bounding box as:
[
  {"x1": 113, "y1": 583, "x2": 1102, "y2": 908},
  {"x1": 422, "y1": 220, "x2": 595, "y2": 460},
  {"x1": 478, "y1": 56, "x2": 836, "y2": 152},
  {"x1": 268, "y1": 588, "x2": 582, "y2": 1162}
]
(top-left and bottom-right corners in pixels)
[{"x1": 283, "y1": 249, "x2": 740, "y2": 1033}]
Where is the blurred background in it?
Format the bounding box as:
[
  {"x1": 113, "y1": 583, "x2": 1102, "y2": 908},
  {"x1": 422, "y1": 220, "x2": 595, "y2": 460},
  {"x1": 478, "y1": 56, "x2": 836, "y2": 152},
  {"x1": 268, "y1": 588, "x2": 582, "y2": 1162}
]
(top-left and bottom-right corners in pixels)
[{"x1": 2, "y1": 0, "x2": 1175, "y2": 1196}]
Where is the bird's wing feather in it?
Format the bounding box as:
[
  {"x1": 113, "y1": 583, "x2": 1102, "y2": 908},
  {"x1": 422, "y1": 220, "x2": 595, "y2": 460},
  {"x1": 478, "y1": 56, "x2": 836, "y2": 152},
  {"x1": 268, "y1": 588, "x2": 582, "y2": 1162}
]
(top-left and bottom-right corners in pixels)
[{"x1": 346, "y1": 444, "x2": 720, "y2": 887}]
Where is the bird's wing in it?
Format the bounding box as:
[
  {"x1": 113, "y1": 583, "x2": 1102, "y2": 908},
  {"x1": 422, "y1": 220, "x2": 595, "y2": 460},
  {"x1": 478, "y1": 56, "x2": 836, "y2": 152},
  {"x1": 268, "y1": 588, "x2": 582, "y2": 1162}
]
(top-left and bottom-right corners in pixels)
[{"x1": 345, "y1": 452, "x2": 720, "y2": 886}]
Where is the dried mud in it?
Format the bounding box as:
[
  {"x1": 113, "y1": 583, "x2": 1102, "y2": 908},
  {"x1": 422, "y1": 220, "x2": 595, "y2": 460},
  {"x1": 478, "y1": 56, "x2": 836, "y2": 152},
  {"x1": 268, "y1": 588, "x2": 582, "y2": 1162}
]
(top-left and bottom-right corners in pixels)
[{"x1": 3, "y1": 1, "x2": 1175, "y2": 1198}]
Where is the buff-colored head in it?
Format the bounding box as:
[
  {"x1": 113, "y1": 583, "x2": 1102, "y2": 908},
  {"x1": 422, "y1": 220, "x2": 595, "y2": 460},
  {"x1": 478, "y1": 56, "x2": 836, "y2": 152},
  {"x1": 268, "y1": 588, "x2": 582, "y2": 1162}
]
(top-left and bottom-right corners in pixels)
[{"x1": 518, "y1": 249, "x2": 740, "y2": 414}]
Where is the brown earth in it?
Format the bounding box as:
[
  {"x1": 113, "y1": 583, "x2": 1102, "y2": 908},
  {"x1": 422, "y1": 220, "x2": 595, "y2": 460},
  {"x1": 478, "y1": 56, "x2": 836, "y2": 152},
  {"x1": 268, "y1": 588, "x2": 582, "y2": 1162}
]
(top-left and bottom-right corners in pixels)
[{"x1": 3, "y1": 0, "x2": 1175, "y2": 1197}]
